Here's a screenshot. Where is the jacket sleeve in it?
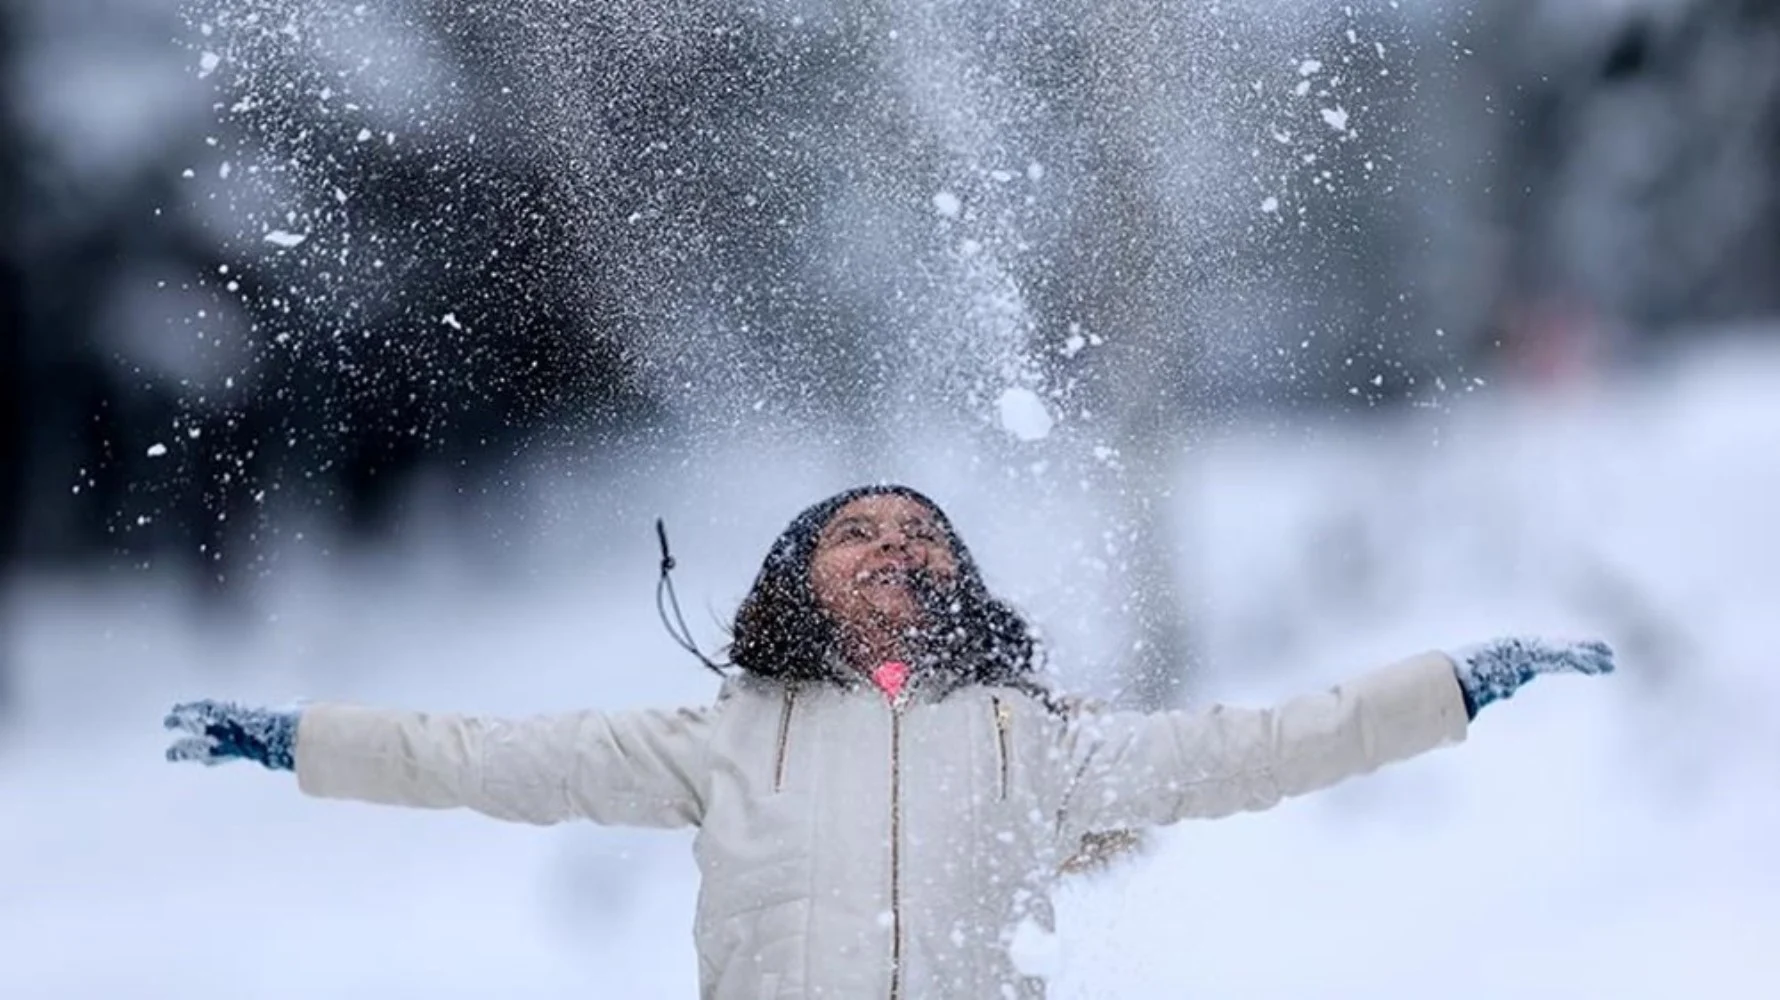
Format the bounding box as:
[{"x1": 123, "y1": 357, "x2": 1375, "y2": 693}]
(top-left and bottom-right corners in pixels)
[
  {"x1": 1055, "y1": 652, "x2": 1468, "y2": 838},
  {"x1": 293, "y1": 703, "x2": 713, "y2": 828}
]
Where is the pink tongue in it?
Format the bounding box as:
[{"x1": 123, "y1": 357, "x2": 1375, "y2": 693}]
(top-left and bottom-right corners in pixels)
[{"x1": 871, "y1": 661, "x2": 910, "y2": 700}]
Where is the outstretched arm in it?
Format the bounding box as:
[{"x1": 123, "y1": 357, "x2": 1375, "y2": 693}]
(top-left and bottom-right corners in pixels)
[
  {"x1": 1056, "y1": 637, "x2": 1612, "y2": 838},
  {"x1": 165, "y1": 699, "x2": 714, "y2": 828}
]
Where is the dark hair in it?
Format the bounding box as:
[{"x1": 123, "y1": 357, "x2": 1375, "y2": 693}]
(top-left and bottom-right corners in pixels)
[{"x1": 728, "y1": 484, "x2": 1051, "y2": 701}]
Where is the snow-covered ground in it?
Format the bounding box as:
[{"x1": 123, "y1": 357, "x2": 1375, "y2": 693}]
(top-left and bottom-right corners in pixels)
[{"x1": 3, "y1": 342, "x2": 1777, "y2": 998}]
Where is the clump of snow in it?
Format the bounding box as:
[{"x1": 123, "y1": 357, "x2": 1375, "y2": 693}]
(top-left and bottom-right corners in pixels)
[
  {"x1": 262, "y1": 230, "x2": 308, "y2": 249},
  {"x1": 197, "y1": 52, "x2": 221, "y2": 78},
  {"x1": 1261, "y1": 196, "x2": 1280, "y2": 213},
  {"x1": 145, "y1": 443, "x2": 168, "y2": 458},
  {"x1": 932, "y1": 191, "x2": 963, "y2": 219},
  {"x1": 995, "y1": 387, "x2": 1054, "y2": 442},
  {"x1": 1321, "y1": 107, "x2": 1350, "y2": 133}
]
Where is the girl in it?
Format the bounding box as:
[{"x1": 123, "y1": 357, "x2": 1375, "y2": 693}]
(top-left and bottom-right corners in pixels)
[{"x1": 165, "y1": 484, "x2": 1613, "y2": 999}]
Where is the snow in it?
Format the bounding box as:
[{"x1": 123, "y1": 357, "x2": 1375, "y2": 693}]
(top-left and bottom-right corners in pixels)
[
  {"x1": 932, "y1": 191, "x2": 963, "y2": 219},
  {"x1": 995, "y1": 386, "x2": 1054, "y2": 442},
  {"x1": 1007, "y1": 916, "x2": 1063, "y2": 978},
  {"x1": 3, "y1": 342, "x2": 1776, "y2": 997},
  {"x1": 262, "y1": 230, "x2": 308, "y2": 249},
  {"x1": 1321, "y1": 106, "x2": 1350, "y2": 132},
  {"x1": 145, "y1": 443, "x2": 168, "y2": 458}
]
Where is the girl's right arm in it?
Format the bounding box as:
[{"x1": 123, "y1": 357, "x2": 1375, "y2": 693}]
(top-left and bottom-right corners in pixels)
[{"x1": 165, "y1": 698, "x2": 714, "y2": 829}]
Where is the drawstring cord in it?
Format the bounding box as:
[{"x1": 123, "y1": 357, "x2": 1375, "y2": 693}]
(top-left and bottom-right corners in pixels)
[{"x1": 655, "y1": 518, "x2": 728, "y2": 677}]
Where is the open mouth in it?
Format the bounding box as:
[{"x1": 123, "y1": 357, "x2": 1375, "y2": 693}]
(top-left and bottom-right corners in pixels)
[{"x1": 857, "y1": 565, "x2": 918, "y2": 588}]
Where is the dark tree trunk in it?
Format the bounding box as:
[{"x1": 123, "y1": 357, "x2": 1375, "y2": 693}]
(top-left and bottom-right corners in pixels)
[{"x1": 0, "y1": 4, "x2": 24, "y2": 715}]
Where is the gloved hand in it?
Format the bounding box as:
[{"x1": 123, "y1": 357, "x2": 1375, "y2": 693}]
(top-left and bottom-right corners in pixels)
[
  {"x1": 164, "y1": 700, "x2": 299, "y2": 771},
  {"x1": 1446, "y1": 637, "x2": 1615, "y2": 719}
]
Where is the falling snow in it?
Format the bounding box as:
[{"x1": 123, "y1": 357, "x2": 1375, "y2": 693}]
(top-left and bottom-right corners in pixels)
[{"x1": 10, "y1": 0, "x2": 1779, "y2": 994}]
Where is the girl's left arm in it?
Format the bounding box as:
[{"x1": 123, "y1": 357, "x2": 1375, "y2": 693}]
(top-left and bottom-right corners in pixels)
[{"x1": 1055, "y1": 638, "x2": 1611, "y2": 837}]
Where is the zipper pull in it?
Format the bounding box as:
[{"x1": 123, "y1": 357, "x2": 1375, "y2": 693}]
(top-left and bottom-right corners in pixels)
[{"x1": 992, "y1": 696, "x2": 1012, "y2": 801}]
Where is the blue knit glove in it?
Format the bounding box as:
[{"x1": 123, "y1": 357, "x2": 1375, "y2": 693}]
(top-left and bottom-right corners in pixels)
[
  {"x1": 1447, "y1": 637, "x2": 1615, "y2": 719},
  {"x1": 164, "y1": 700, "x2": 299, "y2": 771}
]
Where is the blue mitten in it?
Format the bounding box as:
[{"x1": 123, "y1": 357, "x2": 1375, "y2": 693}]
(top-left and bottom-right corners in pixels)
[
  {"x1": 164, "y1": 700, "x2": 299, "y2": 771},
  {"x1": 1446, "y1": 637, "x2": 1615, "y2": 719}
]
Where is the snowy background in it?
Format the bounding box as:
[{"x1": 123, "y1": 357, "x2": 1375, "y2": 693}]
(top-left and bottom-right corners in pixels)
[{"x1": 4, "y1": 0, "x2": 1778, "y2": 997}]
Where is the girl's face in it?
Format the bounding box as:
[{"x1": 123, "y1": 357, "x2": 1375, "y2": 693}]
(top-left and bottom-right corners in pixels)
[{"x1": 809, "y1": 494, "x2": 960, "y2": 637}]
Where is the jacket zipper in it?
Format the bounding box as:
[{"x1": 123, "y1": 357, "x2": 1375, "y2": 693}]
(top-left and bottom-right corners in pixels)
[
  {"x1": 991, "y1": 696, "x2": 1012, "y2": 801},
  {"x1": 888, "y1": 696, "x2": 905, "y2": 1000},
  {"x1": 772, "y1": 687, "x2": 796, "y2": 792}
]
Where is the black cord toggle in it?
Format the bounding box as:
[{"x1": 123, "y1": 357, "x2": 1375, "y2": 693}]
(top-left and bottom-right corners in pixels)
[{"x1": 654, "y1": 518, "x2": 727, "y2": 677}]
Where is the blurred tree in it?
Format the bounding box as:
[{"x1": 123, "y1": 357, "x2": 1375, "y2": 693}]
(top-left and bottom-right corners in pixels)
[
  {"x1": 188, "y1": 0, "x2": 657, "y2": 547},
  {"x1": 0, "y1": 0, "x2": 22, "y2": 713},
  {"x1": 1467, "y1": 0, "x2": 1780, "y2": 360},
  {"x1": 3, "y1": 0, "x2": 659, "y2": 604}
]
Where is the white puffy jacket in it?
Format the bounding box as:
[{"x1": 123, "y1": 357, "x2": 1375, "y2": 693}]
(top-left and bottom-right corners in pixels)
[{"x1": 295, "y1": 652, "x2": 1469, "y2": 998}]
